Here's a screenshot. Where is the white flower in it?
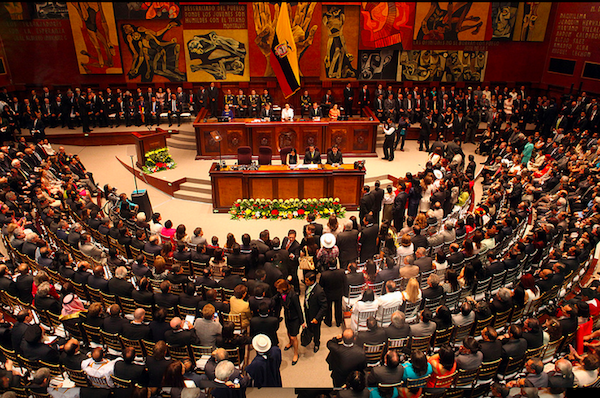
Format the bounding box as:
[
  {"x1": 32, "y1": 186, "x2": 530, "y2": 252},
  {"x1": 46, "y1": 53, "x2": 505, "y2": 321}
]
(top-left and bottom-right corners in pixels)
[
  {"x1": 237, "y1": 199, "x2": 241, "y2": 203},
  {"x1": 293, "y1": 211, "x2": 298, "y2": 216},
  {"x1": 255, "y1": 211, "x2": 261, "y2": 218}
]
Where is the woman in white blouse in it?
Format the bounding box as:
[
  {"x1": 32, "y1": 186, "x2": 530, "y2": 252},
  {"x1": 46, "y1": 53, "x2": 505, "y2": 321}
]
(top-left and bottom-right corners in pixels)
[{"x1": 281, "y1": 103, "x2": 294, "y2": 121}]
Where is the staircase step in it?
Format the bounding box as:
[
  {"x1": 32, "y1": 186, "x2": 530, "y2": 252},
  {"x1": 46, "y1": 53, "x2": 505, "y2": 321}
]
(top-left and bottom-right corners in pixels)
[
  {"x1": 173, "y1": 191, "x2": 213, "y2": 203},
  {"x1": 185, "y1": 177, "x2": 211, "y2": 185},
  {"x1": 168, "y1": 134, "x2": 196, "y2": 143},
  {"x1": 179, "y1": 181, "x2": 212, "y2": 194},
  {"x1": 167, "y1": 140, "x2": 196, "y2": 150}
]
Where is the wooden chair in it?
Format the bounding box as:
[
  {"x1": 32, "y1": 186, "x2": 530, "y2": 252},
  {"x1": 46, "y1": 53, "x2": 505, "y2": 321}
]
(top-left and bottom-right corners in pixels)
[
  {"x1": 222, "y1": 288, "x2": 235, "y2": 302},
  {"x1": 141, "y1": 339, "x2": 156, "y2": 357},
  {"x1": 387, "y1": 337, "x2": 409, "y2": 352},
  {"x1": 119, "y1": 296, "x2": 138, "y2": 316},
  {"x1": 443, "y1": 289, "x2": 461, "y2": 312},
  {"x1": 363, "y1": 343, "x2": 385, "y2": 367},
  {"x1": 81, "y1": 323, "x2": 103, "y2": 346},
  {"x1": 405, "y1": 374, "x2": 430, "y2": 388},
  {"x1": 424, "y1": 296, "x2": 443, "y2": 313},
  {"x1": 583, "y1": 374, "x2": 600, "y2": 388},
  {"x1": 177, "y1": 305, "x2": 197, "y2": 317},
  {"x1": 499, "y1": 356, "x2": 526, "y2": 379},
  {"x1": 559, "y1": 331, "x2": 576, "y2": 354},
  {"x1": 430, "y1": 369, "x2": 457, "y2": 388},
  {"x1": 129, "y1": 245, "x2": 141, "y2": 259},
  {"x1": 410, "y1": 335, "x2": 431, "y2": 353},
  {"x1": 167, "y1": 344, "x2": 191, "y2": 361},
  {"x1": 45, "y1": 310, "x2": 62, "y2": 334},
  {"x1": 371, "y1": 281, "x2": 385, "y2": 297},
  {"x1": 100, "y1": 291, "x2": 118, "y2": 308},
  {"x1": 100, "y1": 330, "x2": 123, "y2": 354},
  {"x1": 455, "y1": 367, "x2": 480, "y2": 388},
  {"x1": 111, "y1": 375, "x2": 134, "y2": 389},
  {"x1": 472, "y1": 315, "x2": 494, "y2": 337},
  {"x1": 86, "y1": 286, "x2": 103, "y2": 305},
  {"x1": 0, "y1": 346, "x2": 18, "y2": 364},
  {"x1": 120, "y1": 335, "x2": 145, "y2": 358},
  {"x1": 432, "y1": 326, "x2": 455, "y2": 348},
  {"x1": 172, "y1": 259, "x2": 192, "y2": 276},
  {"x1": 11, "y1": 387, "x2": 30, "y2": 398},
  {"x1": 403, "y1": 299, "x2": 422, "y2": 323},
  {"x1": 225, "y1": 347, "x2": 243, "y2": 368},
  {"x1": 135, "y1": 302, "x2": 154, "y2": 322},
  {"x1": 477, "y1": 358, "x2": 502, "y2": 383},
  {"x1": 190, "y1": 345, "x2": 213, "y2": 363},
  {"x1": 492, "y1": 308, "x2": 512, "y2": 331},
  {"x1": 71, "y1": 281, "x2": 89, "y2": 302},
  {"x1": 62, "y1": 319, "x2": 84, "y2": 342},
  {"x1": 39, "y1": 360, "x2": 64, "y2": 381},
  {"x1": 543, "y1": 337, "x2": 564, "y2": 363},
  {"x1": 472, "y1": 277, "x2": 492, "y2": 301},
  {"x1": 509, "y1": 305, "x2": 524, "y2": 325},
  {"x1": 419, "y1": 270, "x2": 435, "y2": 289},
  {"x1": 18, "y1": 354, "x2": 42, "y2": 373},
  {"x1": 524, "y1": 345, "x2": 546, "y2": 363},
  {"x1": 224, "y1": 312, "x2": 244, "y2": 334},
  {"x1": 142, "y1": 250, "x2": 156, "y2": 266},
  {"x1": 453, "y1": 322, "x2": 475, "y2": 344}
]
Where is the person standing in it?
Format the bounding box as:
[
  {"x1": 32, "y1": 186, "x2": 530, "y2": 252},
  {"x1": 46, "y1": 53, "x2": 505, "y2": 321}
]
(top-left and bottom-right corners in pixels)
[
  {"x1": 382, "y1": 118, "x2": 396, "y2": 161},
  {"x1": 370, "y1": 181, "x2": 385, "y2": 224},
  {"x1": 326, "y1": 328, "x2": 367, "y2": 388},
  {"x1": 344, "y1": 83, "x2": 354, "y2": 117},
  {"x1": 275, "y1": 279, "x2": 303, "y2": 366},
  {"x1": 319, "y1": 246, "x2": 346, "y2": 328},
  {"x1": 303, "y1": 271, "x2": 327, "y2": 353},
  {"x1": 246, "y1": 334, "x2": 282, "y2": 388},
  {"x1": 207, "y1": 82, "x2": 219, "y2": 117},
  {"x1": 396, "y1": 115, "x2": 409, "y2": 151},
  {"x1": 357, "y1": 84, "x2": 370, "y2": 112},
  {"x1": 419, "y1": 112, "x2": 432, "y2": 151}
]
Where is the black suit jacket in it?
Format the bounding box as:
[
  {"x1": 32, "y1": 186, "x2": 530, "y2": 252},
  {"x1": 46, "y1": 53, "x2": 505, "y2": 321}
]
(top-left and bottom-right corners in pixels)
[
  {"x1": 303, "y1": 222, "x2": 323, "y2": 238},
  {"x1": 108, "y1": 278, "x2": 134, "y2": 298},
  {"x1": 304, "y1": 149, "x2": 321, "y2": 164},
  {"x1": 309, "y1": 107, "x2": 323, "y2": 118},
  {"x1": 480, "y1": 340, "x2": 503, "y2": 363},
  {"x1": 103, "y1": 316, "x2": 126, "y2": 334},
  {"x1": 122, "y1": 322, "x2": 151, "y2": 340},
  {"x1": 165, "y1": 329, "x2": 198, "y2": 347},
  {"x1": 114, "y1": 361, "x2": 146, "y2": 385},
  {"x1": 359, "y1": 224, "x2": 379, "y2": 262},
  {"x1": 320, "y1": 269, "x2": 346, "y2": 300},
  {"x1": 368, "y1": 365, "x2": 404, "y2": 387},
  {"x1": 359, "y1": 193, "x2": 375, "y2": 223},
  {"x1": 304, "y1": 283, "x2": 327, "y2": 323},
  {"x1": 21, "y1": 341, "x2": 59, "y2": 363},
  {"x1": 326, "y1": 338, "x2": 367, "y2": 387},
  {"x1": 154, "y1": 292, "x2": 179, "y2": 308},
  {"x1": 250, "y1": 315, "x2": 279, "y2": 346},
  {"x1": 336, "y1": 230, "x2": 359, "y2": 265}
]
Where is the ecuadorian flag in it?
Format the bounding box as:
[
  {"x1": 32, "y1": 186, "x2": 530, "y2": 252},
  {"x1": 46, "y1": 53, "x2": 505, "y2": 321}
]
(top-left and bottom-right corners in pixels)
[{"x1": 270, "y1": 3, "x2": 301, "y2": 98}]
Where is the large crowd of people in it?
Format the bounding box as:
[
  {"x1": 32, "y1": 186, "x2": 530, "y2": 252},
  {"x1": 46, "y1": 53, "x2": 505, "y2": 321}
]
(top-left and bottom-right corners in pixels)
[{"x1": 0, "y1": 83, "x2": 598, "y2": 398}]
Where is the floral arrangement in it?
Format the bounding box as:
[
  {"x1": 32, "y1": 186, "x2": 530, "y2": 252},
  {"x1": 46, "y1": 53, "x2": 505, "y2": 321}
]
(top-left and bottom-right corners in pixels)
[
  {"x1": 229, "y1": 198, "x2": 346, "y2": 220},
  {"x1": 142, "y1": 147, "x2": 176, "y2": 174}
]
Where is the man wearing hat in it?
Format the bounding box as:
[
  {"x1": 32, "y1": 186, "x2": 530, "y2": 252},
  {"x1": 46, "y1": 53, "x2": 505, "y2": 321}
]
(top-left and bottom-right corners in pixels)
[
  {"x1": 319, "y1": 234, "x2": 345, "y2": 328},
  {"x1": 245, "y1": 334, "x2": 282, "y2": 388}
]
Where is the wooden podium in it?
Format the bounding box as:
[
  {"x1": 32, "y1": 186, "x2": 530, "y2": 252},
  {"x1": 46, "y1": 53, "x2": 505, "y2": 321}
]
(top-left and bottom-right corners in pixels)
[{"x1": 132, "y1": 129, "x2": 171, "y2": 169}]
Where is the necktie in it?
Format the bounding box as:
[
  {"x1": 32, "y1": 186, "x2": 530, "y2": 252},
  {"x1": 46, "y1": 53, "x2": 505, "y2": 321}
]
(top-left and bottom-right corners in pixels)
[
  {"x1": 173, "y1": 102, "x2": 176, "y2": 111},
  {"x1": 286, "y1": 240, "x2": 291, "y2": 251}
]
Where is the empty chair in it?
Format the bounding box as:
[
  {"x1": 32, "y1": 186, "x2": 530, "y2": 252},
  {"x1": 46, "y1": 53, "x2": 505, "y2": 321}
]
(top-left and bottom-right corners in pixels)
[
  {"x1": 237, "y1": 146, "x2": 252, "y2": 165},
  {"x1": 258, "y1": 146, "x2": 272, "y2": 165},
  {"x1": 279, "y1": 147, "x2": 293, "y2": 164}
]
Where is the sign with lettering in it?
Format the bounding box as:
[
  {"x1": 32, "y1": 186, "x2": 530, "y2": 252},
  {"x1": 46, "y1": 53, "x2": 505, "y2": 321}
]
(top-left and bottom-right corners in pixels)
[
  {"x1": 183, "y1": 4, "x2": 247, "y2": 29},
  {"x1": 549, "y1": 3, "x2": 600, "y2": 62}
]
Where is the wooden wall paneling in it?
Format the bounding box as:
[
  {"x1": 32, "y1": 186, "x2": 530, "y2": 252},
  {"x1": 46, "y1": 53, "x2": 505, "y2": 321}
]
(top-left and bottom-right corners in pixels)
[
  {"x1": 327, "y1": 125, "x2": 351, "y2": 154},
  {"x1": 275, "y1": 126, "x2": 299, "y2": 153},
  {"x1": 298, "y1": 125, "x2": 325, "y2": 153},
  {"x1": 331, "y1": 175, "x2": 362, "y2": 206},
  {"x1": 277, "y1": 177, "x2": 299, "y2": 199},
  {"x1": 303, "y1": 177, "x2": 327, "y2": 199},
  {"x1": 251, "y1": 126, "x2": 276, "y2": 155},
  {"x1": 352, "y1": 127, "x2": 372, "y2": 153},
  {"x1": 213, "y1": 175, "x2": 244, "y2": 209},
  {"x1": 224, "y1": 125, "x2": 249, "y2": 156},
  {"x1": 250, "y1": 177, "x2": 273, "y2": 199}
]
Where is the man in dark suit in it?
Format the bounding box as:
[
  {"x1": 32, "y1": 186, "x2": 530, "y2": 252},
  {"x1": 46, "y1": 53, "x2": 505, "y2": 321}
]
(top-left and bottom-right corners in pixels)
[
  {"x1": 422, "y1": 273, "x2": 445, "y2": 302},
  {"x1": 114, "y1": 347, "x2": 146, "y2": 384},
  {"x1": 480, "y1": 326, "x2": 503, "y2": 363},
  {"x1": 167, "y1": 93, "x2": 183, "y2": 127},
  {"x1": 356, "y1": 317, "x2": 387, "y2": 348},
  {"x1": 392, "y1": 183, "x2": 408, "y2": 231},
  {"x1": 165, "y1": 317, "x2": 199, "y2": 347},
  {"x1": 419, "y1": 113, "x2": 432, "y2": 151},
  {"x1": 88, "y1": 266, "x2": 109, "y2": 292},
  {"x1": 103, "y1": 304, "x2": 126, "y2": 334},
  {"x1": 343, "y1": 83, "x2": 354, "y2": 116},
  {"x1": 374, "y1": 94, "x2": 385, "y2": 121},
  {"x1": 321, "y1": 90, "x2": 334, "y2": 115},
  {"x1": 336, "y1": 221, "x2": 359, "y2": 267},
  {"x1": 15, "y1": 263, "x2": 33, "y2": 303},
  {"x1": 413, "y1": 247, "x2": 433, "y2": 273},
  {"x1": 21, "y1": 325, "x2": 59, "y2": 363},
  {"x1": 367, "y1": 350, "x2": 404, "y2": 387},
  {"x1": 326, "y1": 145, "x2": 343, "y2": 165},
  {"x1": 146, "y1": 96, "x2": 161, "y2": 126},
  {"x1": 34, "y1": 282, "x2": 60, "y2": 315},
  {"x1": 370, "y1": 181, "x2": 384, "y2": 224},
  {"x1": 154, "y1": 280, "x2": 180, "y2": 308},
  {"x1": 303, "y1": 214, "x2": 324, "y2": 238},
  {"x1": 326, "y1": 328, "x2": 367, "y2": 387},
  {"x1": 11, "y1": 310, "x2": 32, "y2": 354},
  {"x1": 208, "y1": 82, "x2": 219, "y2": 117},
  {"x1": 143, "y1": 235, "x2": 163, "y2": 255},
  {"x1": 108, "y1": 266, "x2": 134, "y2": 298},
  {"x1": 304, "y1": 144, "x2": 321, "y2": 164},
  {"x1": 122, "y1": 308, "x2": 151, "y2": 340},
  {"x1": 260, "y1": 103, "x2": 273, "y2": 119},
  {"x1": 59, "y1": 339, "x2": 87, "y2": 371},
  {"x1": 250, "y1": 301, "x2": 279, "y2": 346},
  {"x1": 359, "y1": 215, "x2": 378, "y2": 262},
  {"x1": 309, "y1": 102, "x2": 323, "y2": 119},
  {"x1": 501, "y1": 324, "x2": 528, "y2": 369},
  {"x1": 411, "y1": 226, "x2": 429, "y2": 249},
  {"x1": 320, "y1": 260, "x2": 346, "y2": 327},
  {"x1": 357, "y1": 84, "x2": 370, "y2": 111},
  {"x1": 447, "y1": 243, "x2": 464, "y2": 267},
  {"x1": 375, "y1": 256, "x2": 398, "y2": 283},
  {"x1": 359, "y1": 186, "x2": 374, "y2": 226},
  {"x1": 304, "y1": 271, "x2": 327, "y2": 352}
]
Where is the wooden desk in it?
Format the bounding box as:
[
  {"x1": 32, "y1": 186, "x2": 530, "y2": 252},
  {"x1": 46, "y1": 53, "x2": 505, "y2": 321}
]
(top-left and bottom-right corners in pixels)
[
  {"x1": 131, "y1": 129, "x2": 171, "y2": 169},
  {"x1": 209, "y1": 163, "x2": 365, "y2": 213},
  {"x1": 193, "y1": 116, "x2": 379, "y2": 159}
]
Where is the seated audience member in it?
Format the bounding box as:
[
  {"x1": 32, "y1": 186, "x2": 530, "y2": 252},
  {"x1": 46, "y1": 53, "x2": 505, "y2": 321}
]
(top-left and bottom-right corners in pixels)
[
  {"x1": 456, "y1": 336, "x2": 483, "y2": 370},
  {"x1": 81, "y1": 347, "x2": 118, "y2": 388},
  {"x1": 356, "y1": 317, "x2": 387, "y2": 348},
  {"x1": 427, "y1": 344, "x2": 457, "y2": 387},
  {"x1": 385, "y1": 311, "x2": 411, "y2": 339},
  {"x1": 150, "y1": 308, "x2": 171, "y2": 343},
  {"x1": 480, "y1": 326, "x2": 503, "y2": 363},
  {"x1": 146, "y1": 340, "x2": 173, "y2": 388},
  {"x1": 368, "y1": 350, "x2": 404, "y2": 387},
  {"x1": 114, "y1": 346, "x2": 147, "y2": 386},
  {"x1": 410, "y1": 309, "x2": 437, "y2": 337},
  {"x1": 122, "y1": 308, "x2": 151, "y2": 340},
  {"x1": 402, "y1": 350, "x2": 433, "y2": 382},
  {"x1": 340, "y1": 371, "x2": 370, "y2": 398},
  {"x1": 350, "y1": 289, "x2": 378, "y2": 332},
  {"x1": 165, "y1": 317, "x2": 198, "y2": 347},
  {"x1": 194, "y1": 304, "x2": 222, "y2": 349}
]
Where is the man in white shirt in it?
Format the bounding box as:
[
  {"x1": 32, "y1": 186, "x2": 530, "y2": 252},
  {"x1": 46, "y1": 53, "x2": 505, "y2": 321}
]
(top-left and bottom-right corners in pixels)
[
  {"x1": 281, "y1": 103, "x2": 294, "y2": 121},
  {"x1": 376, "y1": 280, "x2": 403, "y2": 324},
  {"x1": 81, "y1": 347, "x2": 119, "y2": 388}
]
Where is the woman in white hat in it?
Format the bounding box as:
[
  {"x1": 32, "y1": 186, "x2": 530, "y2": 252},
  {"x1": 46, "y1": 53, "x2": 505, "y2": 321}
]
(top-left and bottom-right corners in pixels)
[{"x1": 316, "y1": 233, "x2": 339, "y2": 271}]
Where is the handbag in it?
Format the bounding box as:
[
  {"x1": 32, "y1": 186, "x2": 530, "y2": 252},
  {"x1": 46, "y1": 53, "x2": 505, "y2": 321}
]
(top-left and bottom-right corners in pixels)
[
  {"x1": 300, "y1": 326, "x2": 314, "y2": 347},
  {"x1": 298, "y1": 247, "x2": 315, "y2": 271}
]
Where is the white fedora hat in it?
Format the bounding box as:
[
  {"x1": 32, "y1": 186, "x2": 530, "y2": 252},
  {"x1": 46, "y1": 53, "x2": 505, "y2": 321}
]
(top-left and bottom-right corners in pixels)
[
  {"x1": 252, "y1": 334, "x2": 272, "y2": 353},
  {"x1": 320, "y1": 233, "x2": 336, "y2": 249}
]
